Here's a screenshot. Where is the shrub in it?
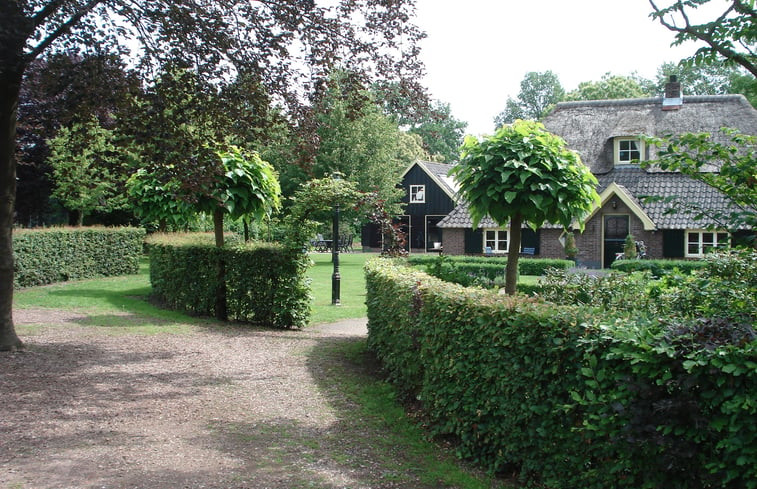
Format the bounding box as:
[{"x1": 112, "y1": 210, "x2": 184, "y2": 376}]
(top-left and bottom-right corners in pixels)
[
  {"x1": 655, "y1": 250, "x2": 757, "y2": 323},
  {"x1": 13, "y1": 227, "x2": 145, "y2": 287},
  {"x1": 538, "y1": 268, "x2": 659, "y2": 315},
  {"x1": 610, "y1": 258, "x2": 706, "y2": 277},
  {"x1": 147, "y1": 233, "x2": 310, "y2": 328},
  {"x1": 366, "y1": 257, "x2": 757, "y2": 488}
]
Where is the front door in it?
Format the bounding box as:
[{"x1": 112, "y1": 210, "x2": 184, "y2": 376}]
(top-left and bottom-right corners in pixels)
[{"x1": 603, "y1": 215, "x2": 629, "y2": 268}]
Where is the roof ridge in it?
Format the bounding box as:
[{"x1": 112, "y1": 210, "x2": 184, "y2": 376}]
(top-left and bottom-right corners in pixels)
[{"x1": 554, "y1": 94, "x2": 748, "y2": 110}]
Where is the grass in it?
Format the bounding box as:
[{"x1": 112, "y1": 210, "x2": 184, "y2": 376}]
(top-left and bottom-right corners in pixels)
[
  {"x1": 307, "y1": 251, "x2": 375, "y2": 324},
  {"x1": 312, "y1": 339, "x2": 514, "y2": 488}
]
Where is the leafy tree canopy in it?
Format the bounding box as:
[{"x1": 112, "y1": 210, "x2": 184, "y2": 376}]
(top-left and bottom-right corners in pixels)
[
  {"x1": 452, "y1": 120, "x2": 599, "y2": 294},
  {"x1": 494, "y1": 71, "x2": 565, "y2": 127},
  {"x1": 564, "y1": 73, "x2": 653, "y2": 101},
  {"x1": 47, "y1": 117, "x2": 129, "y2": 225}
]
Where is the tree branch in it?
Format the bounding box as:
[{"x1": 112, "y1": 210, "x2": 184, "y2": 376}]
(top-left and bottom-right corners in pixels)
[{"x1": 26, "y1": 0, "x2": 105, "y2": 62}]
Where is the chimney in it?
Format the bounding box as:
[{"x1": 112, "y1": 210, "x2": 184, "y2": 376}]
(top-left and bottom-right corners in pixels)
[{"x1": 662, "y1": 75, "x2": 682, "y2": 111}]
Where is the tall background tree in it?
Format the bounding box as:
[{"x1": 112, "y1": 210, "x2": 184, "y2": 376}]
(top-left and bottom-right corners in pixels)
[
  {"x1": 0, "y1": 0, "x2": 426, "y2": 350},
  {"x1": 494, "y1": 71, "x2": 564, "y2": 127}
]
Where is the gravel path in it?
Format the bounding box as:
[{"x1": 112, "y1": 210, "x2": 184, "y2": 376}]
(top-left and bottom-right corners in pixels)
[{"x1": 1, "y1": 309, "x2": 442, "y2": 489}]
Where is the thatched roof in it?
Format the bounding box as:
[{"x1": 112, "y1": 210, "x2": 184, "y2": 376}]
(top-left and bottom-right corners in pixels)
[{"x1": 542, "y1": 95, "x2": 757, "y2": 174}]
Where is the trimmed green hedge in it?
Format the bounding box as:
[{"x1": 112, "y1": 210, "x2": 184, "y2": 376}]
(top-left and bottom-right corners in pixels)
[
  {"x1": 610, "y1": 258, "x2": 706, "y2": 277},
  {"x1": 147, "y1": 233, "x2": 310, "y2": 328},
  {"x1": 408, "y1": 254, "x2": 572, "y2": 276},
  {"x1": 365, "y1": 258, "x2": 757, "y2": 488},
  {"x1": 13, "y1": 227, "x2": 145, "y2": 288}
]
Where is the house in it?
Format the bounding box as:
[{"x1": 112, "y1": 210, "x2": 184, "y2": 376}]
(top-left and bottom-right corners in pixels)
[
  {"x1": 435, "y1": 79, "x2": 757, "y2": 267},
  {"x1": 361, "y1": 160, "x2": 458, "y2": 253}
]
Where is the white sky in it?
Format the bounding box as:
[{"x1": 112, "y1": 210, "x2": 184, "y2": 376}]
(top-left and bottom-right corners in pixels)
[{"x1": 414, "y1": 0, "x2": 701, "y2": 136}]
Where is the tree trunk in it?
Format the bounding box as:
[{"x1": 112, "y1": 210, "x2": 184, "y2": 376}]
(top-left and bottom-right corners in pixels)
[
  {"x1": 213, "y1": 208, "x2": 227, "y2": 321},
  {"x1": 505, "y1": 213, "x2": 523, "y2": 296},
  {"x1": 0, "y1": 50, "x2": 25, "y2": 350}
]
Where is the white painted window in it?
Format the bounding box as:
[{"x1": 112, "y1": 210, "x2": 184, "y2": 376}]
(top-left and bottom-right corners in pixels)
[
  {"x1": 614, "y1": 137, "x2": 643, "y2": 164},
  {"x1": 685, "y1": 230, "x2": 730, "y2": 257},
  {"x1": 484, "y1": 229, "x2": 508, "y2": 253},
  {"x1": 410, "y1": 185, "x2": 425, "y2": 203}
]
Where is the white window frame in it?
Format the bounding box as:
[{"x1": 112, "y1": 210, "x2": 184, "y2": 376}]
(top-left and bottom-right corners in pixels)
[
  {"x1": 614, "y1": 137, "x2": 644, "y2": 165},
  {"x1": 483, "y1": 229, "x2": 508, "y2": 253},
  {"x1": 685, "y1": 230, "x2": 730, "y2": 258},
  {"x1": 409, "y1": 185, "x2": 425, "y2": 203}
]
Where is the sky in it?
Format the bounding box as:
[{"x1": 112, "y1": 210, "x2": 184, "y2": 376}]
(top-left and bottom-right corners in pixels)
[{"x1": 413, "y1": 0, "x2": 701, "y2": 136}]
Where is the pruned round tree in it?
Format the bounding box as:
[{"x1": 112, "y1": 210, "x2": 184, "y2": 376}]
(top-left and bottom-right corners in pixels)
[{"x1": 451, "y1": 120, "x2": 599, "y2": 295}]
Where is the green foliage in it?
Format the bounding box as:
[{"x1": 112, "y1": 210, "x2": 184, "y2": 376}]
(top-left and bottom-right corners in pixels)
[
  {"x1": 563, "y1": 230, "x2": 578, "y2": 259},
  {"x1": 366, "y1": 256, "x2": 757, "y2": 488},
  {"x1": 126, "y1": 169, "x2": 196, "y2": 230},
  {"x1": 654, "y1": 250, "x2": 757, "y2": 323},
  {"x1": 308, "y1": 70, "x2": 418, "y2": 206},
  {"x1": 147, "y1": 234, "x2": 310, "y2": 328},
  {"x1": 575, "y1": 316, "x2": 757, "y2": 488},
  {"x1": 564, "y1": 72, "x2": 652, "y2": 101},
  {"x1": 538, "y1": 268, "x2": 660, "y2": 315},
  {"x1": 493, "y1": 70, "x2": 565, "y2": 126},
  {"x1": 624, "y1": 233, "x2": 637, "y2": 259},
  {"x1": 610, "y1": 258, "x2": 707, "y2": 277},
  {"x1": 407, "y1": 255, "x2": 573, "y2": 286},
  {"x1": 454, "y1": 120, "x2": 599, "y2": 231},
  {"x1": 643, "y1": 128, "x2": 757, "y2": 230},
  {"x1": 13, "y1": 227, "x2": 145, "y2": 288},
  {"x1": 650, "y1": 0, "x2": 757, "y2": 78},
  {"x1": 205, "y1": 145, "x2": 282, "y2": 222},
  {"x1": 47, "y1": 118, "x2": 130, "y2": 224},
  {"x1": 406, "y1": 100, "x2": 467, "y2": 163}
]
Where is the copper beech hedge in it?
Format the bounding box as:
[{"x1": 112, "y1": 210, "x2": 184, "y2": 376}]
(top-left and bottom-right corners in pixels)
[{"x1": 365, "y1": 257, "x2": 756, "y2": 489}]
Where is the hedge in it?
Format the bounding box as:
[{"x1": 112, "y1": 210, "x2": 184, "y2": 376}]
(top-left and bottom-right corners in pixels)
[
  {"x1": 13, "y1": 227, "x2": 145, "y2": 288},
  {"x1": 147, "y1": 233, "x2": 310, "y2": 328},
  {"x1": 407, "y1": 254, "x2": 573, "y2": 276},
  {"x1": 610, "y1": 258, "x2": 707, "y2": 277},
  {"x1": 365, "y1": 258, "x2": 757, "y2": 488}
]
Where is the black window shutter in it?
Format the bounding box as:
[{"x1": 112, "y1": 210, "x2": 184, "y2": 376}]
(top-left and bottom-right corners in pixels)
[
  {"x1": 464, "y1": 228, "x2": 483, "y2": 254},
  {"x1": 663, "y1": 230, "x2": 685, "y2": 258},
  {"x1": 520, "y1": 228, "x2": 540, "y2": 254}
]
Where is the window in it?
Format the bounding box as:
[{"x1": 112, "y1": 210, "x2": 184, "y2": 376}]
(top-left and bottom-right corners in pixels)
[
  {"x1": 409, "y1": 185, "x2": 425, "y2": 203},
  {"x1": 484, "y1": 229, "x2": 508, "y2": 253},
  {"x1": 685, "y1": 230, "x2": 730, "y2": 257},
  {"x1": 614, "y1": 137, "x2": 643, "y2": 164}
]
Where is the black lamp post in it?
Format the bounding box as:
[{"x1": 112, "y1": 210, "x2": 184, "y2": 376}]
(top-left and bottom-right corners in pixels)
[{"x1": 331, "y1": 174, "x2": 341, "y2": 306}]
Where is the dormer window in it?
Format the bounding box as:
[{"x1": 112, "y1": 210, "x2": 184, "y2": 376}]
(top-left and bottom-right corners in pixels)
[
  {"x1": 410, "y1": 185, "x2": 425, "y2": 203},
  {"x1": 614, "y1": 137, "x2": 644, "y2": 165}
]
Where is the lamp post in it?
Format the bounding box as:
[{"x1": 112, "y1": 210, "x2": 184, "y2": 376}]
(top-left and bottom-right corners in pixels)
[{"x1": 331, "y1": 174, "x2": 341, "y2": 306}]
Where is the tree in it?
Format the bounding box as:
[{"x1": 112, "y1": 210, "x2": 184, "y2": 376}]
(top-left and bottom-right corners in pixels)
[
  {"x1": 0, "y1": 0, "x2": 426, "y2": 351},
  {"x1": 494, "y1": 71, "x2": 564, "y2": 127},
  {"x1": 452, "y1": 120, "x2": 599, "y2": 295},
  {"x1": 564, "y1": 73, "x2": 652, "y2": 101},
  {"x1": 649, "y1": 0, "x2": 757, "y2": 78},
  {"x1": 16, "y1": 53, "x2": 139, "y2": 226},
  {"x1": 642, "y1": 129, "x2": 757, "y2": 232},
  {"x1": 404, "y1": 100, "x2": 467, "y2": 163},
  {"x1": 309, "y1": 71, "x2": 423, "y2": 206},
  {"x1": 47, "y1": 118, "x2": 128, "y2": 225}
]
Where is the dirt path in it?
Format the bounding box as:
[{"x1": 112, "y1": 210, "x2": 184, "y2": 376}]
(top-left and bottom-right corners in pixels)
[{"x1": 1, "y1": 309, "x2": 446, "y2": 489}]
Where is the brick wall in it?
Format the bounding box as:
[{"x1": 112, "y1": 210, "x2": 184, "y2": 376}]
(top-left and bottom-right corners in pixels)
[{"x1": 442, "y1": 228, "x2": 466, "y2": 255}]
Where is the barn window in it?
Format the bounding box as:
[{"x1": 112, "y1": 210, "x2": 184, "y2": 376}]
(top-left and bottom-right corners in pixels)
[{"x1": 410, "y1": 185, "x2": 425, "y2": 203}]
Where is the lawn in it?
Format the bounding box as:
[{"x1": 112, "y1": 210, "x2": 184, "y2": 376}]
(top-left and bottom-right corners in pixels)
[{"x1": 308, "y1": 251, "x2": 376, "y2": 324}]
